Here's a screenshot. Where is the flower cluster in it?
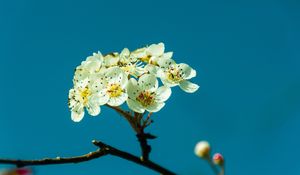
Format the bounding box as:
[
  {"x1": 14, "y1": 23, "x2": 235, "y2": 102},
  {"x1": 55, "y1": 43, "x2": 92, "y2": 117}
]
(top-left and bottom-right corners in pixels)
[{"x1": 68, "y1": 43, "x2": 199, "y2": 122}]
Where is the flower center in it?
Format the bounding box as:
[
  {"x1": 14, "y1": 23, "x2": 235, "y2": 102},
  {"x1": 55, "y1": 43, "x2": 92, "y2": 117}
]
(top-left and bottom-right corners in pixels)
[
  {"x1": 136, "y1": 91, "x2": 155, "y2": 107},
  {"x1": 107, "y1": 84, "x2": 123, "y2": 97},
  {"x1": 167, "y1": 68, "x2": 182, "y2": 83},
  {"x1": 80, "y1": 87, "x2": 91, "y2": 105}
]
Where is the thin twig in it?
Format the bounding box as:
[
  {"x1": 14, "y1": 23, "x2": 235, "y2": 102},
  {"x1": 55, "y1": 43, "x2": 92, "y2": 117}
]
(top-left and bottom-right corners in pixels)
[
  {"x1": 105, "y1": 105, "x2": 139, "y2": 132},
  {"x1": 0, "y1": 140, "x2": 176, "y2": 175},
  {"x1": 0, "y1": 147, "x2": 107, "y2": 167},
  {"x1": 219, "y1": 165, "x2": 225, "y2": 175},
  {"x1": 142, "y1": 112, "x2": 153, "y2": 128}
]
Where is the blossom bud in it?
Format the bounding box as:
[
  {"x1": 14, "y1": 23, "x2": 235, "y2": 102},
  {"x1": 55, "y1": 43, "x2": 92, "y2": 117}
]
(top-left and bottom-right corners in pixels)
[
  {"x1": 194, "y1": 141, "x2": 210, "y2": 158},
  {"x1": 213, "y1": 153, "x2": 224, "y2": 166}
]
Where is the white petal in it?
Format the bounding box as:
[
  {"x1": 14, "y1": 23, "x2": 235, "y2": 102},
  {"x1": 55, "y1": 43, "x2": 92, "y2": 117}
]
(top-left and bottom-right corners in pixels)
[
  {"x1": 130, "y1": 47, "x2": 147, "y2": 59},
  {"x1": 147, "y1": 43, "x2": 164, "y2": 56},
  {"x1": 91, "y1": 94, "x2": 109, "y2": 105},
  {"x1": 156, "y1": 68, "x2": 166, "y2": 78},
  {"x1": 146, "y1": 102, "x2": 165, "y2": 113},
  {"x1": 144, "y1": 64, "x2": 158, "y2": 75},
  {"x1": 73, "y1": 69, "x2": 90, "y2": 82},
  {"x1": 108, "y1": 93, "x2": 128, "y2": 106},
  {"x1": 156, "y1": 86, "x2": 172, "y2": 103},
  {"x1": 177, "y1": 63, "x2": 196, "y2": 79},
  {"x1": 161, "y1": 77, "x2": 178, "y2": 87},
  {"x1": 138, "y1": 74, "x2": 158, "y2": 91},
  {"x1": 131, "y1": 65, "x2": 145, "y2": 78},
  {"x1": 73, "y1": 78, "x2": 89, "y2": 89},
  {"x1": 127, "y1": 99, "x2": 145, "y2": 113},
  {"x1": 157, "y1": 58, "x2": 176, "y2": 69},
  {"x1": 86, "y1": 102, "x2": 101, "y2": 116},
  {"x1": 127, "y1": 78, "x2": 140, "y2": 98},
  {"x1": 83, "y1": 53, "x2": 103, "y2": 72},
  {"x1": 187, "y1": 69, "x2": 196, "y2": 79},
  {"x1": 71, "y1": 105, "x2": 84, "y2": 122},
  {"x1": 105, "y1": 66, "x2": 128, "y2": 86},
  {"x1": 179, "y1": 80, "x2": 199, "y2": 93},
  {"x1": 162, "y1": 52, "x2": 173, "y2": 59},
  {"x1": 91, "y1": 76, "x2": 108, "y2": 92},
  {"x1": 103, "y1": 53, "x2": 119, "y2": 67},
  {"x1": 92, "y1": 52, "x2": 104, "y2": 63},
  {"x1": 120, "y1": 48, "x2": 130, "y2": 58}
]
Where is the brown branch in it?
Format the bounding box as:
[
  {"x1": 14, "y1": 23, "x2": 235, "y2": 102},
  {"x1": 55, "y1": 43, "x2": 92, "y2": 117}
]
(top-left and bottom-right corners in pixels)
[
  {"x1": 0, "y1": 140, "x2": 176, "y2": 175},
  {"x1": 0, "y1": 145, "x2": 107, "y2": 167},
  {"x1": 107, "y1": 105, "x2": 155, "y2": 161},
  {"x1": 142, "y1": 112, "x2": 153, "y2": 128},
  {"x1": 136, "y1": 132, "x2": 153, "y2": 161},
  {"x1": 93, "y1": 140, "x2": 175, "y2": 175}
]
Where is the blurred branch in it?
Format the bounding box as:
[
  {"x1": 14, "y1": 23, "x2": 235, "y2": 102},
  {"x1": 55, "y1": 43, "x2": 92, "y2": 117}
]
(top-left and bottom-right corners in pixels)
[
  {"x1": 220, "y1": 167, "x2": 224, "y2": 175},
  {"x1": 0, "y1": 140, "x2": 175, "y2": 175},
  {"x1": 207, "y1": 159, "x2": 219, "y2": 175}
]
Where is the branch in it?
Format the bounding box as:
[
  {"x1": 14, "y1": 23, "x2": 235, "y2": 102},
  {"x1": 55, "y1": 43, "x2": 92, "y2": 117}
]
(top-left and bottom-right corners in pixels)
[
  {"x1": 107, "y1": 105, "x2": 155, "y2": 161},
  {"x1": 93, "y1": 140, "x2": 175, "y2": 175},
  {"x1": 0, "y1": 146, "x2": 107, "y2": 167},
  {"x1": 0, "y1": 140, "x2": 176, "y2": 175}
]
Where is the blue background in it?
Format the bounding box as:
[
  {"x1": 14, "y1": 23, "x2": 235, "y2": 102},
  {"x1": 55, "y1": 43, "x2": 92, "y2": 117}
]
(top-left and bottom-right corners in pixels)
[{"x1": 0, "y1": 0, "x2": 299, "y2": 174}]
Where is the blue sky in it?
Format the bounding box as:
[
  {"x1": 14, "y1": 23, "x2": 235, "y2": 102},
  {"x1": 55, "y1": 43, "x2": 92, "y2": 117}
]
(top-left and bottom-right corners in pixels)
[{"x1": 0, "y1": 0, "x2": 299, "y2": 174}]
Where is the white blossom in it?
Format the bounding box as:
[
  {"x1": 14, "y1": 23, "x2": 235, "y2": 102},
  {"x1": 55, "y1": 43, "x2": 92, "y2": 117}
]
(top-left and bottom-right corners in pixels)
[
  {"x1": 92, "y1": 67, "x2": 128, "y2": 106},
  {"x1": 73, "y1": 52, "x2": 103, "y2": 83},
  {"x1": 118, "y1": 48, "x2": 144, "y2": 77},
  {"x1": 126, "y1": 74, "x2": 171, "y2": 113},
  {"x1": 69, "y1": 43, "x2": 199, "y2": 122},
  {"x1": 103, "y1": 52, "x2": 119, "y2": 68},
  {"x1": 157, "y1": 58, "x2": 199, "y2": 93},
  {"x1": 68, "y1": 79, "x2": 102, "y2": 122},
  {"x1": 131, "y1": 42, "x2": 173, "y2": 65}
]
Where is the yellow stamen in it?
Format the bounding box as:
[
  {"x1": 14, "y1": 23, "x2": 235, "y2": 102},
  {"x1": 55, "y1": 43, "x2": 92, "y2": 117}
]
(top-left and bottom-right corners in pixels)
[
  {"x1": 167, "y1": 68, "x2": 182, "y2": 83},
  {"x1": 107, "y1": 84, "x2": 123, "y2": 97},
  {"x1": 80, "y1": 87, "x2": 91, "y2": 105},
  {"x1": 136, "y1": 91, "x2": 154, "y2": 107}
]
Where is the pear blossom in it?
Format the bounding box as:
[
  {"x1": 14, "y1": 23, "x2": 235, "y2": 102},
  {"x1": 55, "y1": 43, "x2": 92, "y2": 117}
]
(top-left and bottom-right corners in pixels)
[
  {"x1": 157, "y1": 58, "x2": 199, "y2": 93},
  {"x1": 92, "y1": 66, "x2": 128, "y2": 106},
  {"x1": 103, "y1": 52, "x2": 119, "y2": 68},
  {"x1": 126, "y1": 74, "x2": 171, "y2": 113},
  {"x1": 131, "y1": 43, "x2": 173, "y2": 65},
  {"x1": 118, "y1": 48, "x2": 144, "y2": 77},
  {"x1": 68, "y1": 79, "x2": 102, "y2": 122},
  {"x1": 69, "y1": 43, "x2": 199, "y2": 122},
  {"x1": 73, "y1": 52, "x2": 103, "y2": 83}
]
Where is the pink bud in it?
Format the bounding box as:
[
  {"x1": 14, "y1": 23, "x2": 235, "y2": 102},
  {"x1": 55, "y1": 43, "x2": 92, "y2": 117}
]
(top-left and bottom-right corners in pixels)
[{"x1": 213, "y1": 153, "x2": 224, "y2": 166}]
